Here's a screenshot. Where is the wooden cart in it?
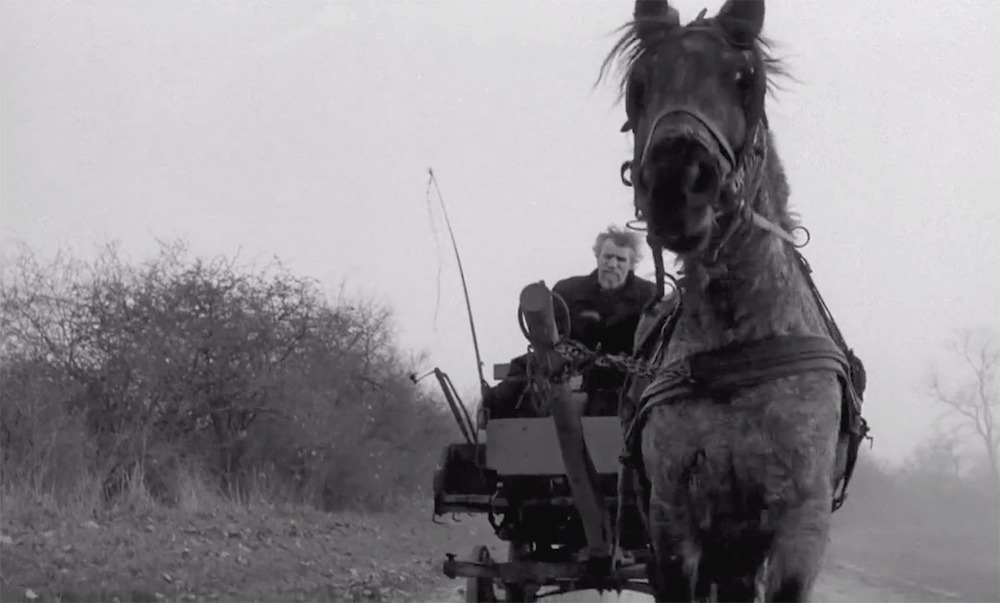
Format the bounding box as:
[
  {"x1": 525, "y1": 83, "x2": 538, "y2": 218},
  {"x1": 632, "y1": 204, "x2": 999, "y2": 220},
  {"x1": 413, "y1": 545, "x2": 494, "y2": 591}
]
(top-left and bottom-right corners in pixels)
[{"x1": 431, "y1": 282, "x2": 652, "y2": 602}]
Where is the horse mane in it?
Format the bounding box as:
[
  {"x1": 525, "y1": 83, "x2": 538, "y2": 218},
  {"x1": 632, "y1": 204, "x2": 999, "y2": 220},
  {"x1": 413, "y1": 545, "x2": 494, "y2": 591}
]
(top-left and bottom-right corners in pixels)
[
  {"x1": 597, "y1": 17, "x2": 791, "y2": 104},
  {"x1": 762, "y1": 130, "x2": 799, "y2": 234}
]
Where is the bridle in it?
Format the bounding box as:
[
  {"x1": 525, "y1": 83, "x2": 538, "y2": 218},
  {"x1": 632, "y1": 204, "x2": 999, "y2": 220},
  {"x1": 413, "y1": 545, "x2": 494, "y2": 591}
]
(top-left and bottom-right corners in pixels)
[
  {"x1": 619, "y1": 50, "x2": 806, "y2": 299},
  {"x1": 636, "y1": 105, "x2": 738, "y2": 182}
]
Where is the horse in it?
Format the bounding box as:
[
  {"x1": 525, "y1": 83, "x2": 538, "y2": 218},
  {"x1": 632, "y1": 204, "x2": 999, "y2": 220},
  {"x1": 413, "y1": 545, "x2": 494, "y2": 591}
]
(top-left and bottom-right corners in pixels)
[{"x1": 601, "y1": 1, "x2": 867, "y2": 601}]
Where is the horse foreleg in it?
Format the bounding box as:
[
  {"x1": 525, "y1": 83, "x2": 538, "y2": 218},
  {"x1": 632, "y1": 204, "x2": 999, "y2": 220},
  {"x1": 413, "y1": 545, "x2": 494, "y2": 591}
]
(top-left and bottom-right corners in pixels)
[
  {"x1": 708, "y1": 541, "x2": 769, "y2": 602},
  {"x1": 765, "y1": 496, "x2": 831, "y2": 602},
  {"x1": 647, "y1": 500, "x2": 700, "y2": 602}
]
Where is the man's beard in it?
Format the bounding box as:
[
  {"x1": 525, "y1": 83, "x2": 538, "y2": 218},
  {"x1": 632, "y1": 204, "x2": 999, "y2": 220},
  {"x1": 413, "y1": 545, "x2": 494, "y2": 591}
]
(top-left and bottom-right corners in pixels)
[{"x1": 598, "y1": 270, "x2": 626, "y2": 291}]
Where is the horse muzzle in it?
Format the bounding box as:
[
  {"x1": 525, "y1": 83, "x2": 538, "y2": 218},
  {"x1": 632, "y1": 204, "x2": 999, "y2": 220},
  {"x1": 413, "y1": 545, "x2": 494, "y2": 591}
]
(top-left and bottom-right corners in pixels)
[{"x1": 634, "y1": 108, "x2": 736, "y2": 254}]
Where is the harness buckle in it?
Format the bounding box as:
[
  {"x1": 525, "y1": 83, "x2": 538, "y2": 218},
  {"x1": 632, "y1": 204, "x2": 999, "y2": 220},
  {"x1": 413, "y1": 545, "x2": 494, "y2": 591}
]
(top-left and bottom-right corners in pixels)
[{"x1": 729, "y1": 168, "x2": 745, "y2": 195}]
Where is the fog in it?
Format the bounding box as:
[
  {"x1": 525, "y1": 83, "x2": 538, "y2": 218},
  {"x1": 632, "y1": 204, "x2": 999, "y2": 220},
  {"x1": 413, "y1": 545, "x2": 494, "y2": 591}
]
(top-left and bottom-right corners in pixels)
[
  {"x1": 829, "y1": 447, "x2": 1000, "y2": 602},
  {"x1": 2, "y1": 0, "x2": 999, "y2": 598}
]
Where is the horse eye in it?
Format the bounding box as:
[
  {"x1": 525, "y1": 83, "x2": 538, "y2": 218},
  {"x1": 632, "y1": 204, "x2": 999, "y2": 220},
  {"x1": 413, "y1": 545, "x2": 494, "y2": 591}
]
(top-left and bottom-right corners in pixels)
[
  {"x1": 735, "y1": 65, "x2": 755, "y2": 87},
  {"x1": 627, "y1": 75, "x2": 646, "y2": 115}
]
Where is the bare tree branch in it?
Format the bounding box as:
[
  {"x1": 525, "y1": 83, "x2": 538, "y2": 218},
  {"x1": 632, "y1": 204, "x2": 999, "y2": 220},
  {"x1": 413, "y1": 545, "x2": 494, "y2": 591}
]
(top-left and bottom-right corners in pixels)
[{"x1": 928, "y1": 328, "x2": 1000, "y2": 488}]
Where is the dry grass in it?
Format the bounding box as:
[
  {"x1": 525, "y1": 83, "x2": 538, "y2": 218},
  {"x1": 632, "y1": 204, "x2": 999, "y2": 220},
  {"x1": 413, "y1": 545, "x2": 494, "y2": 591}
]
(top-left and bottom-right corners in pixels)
[{"x1": 0, "y1": 469, "x2": 494, "y2": 603}]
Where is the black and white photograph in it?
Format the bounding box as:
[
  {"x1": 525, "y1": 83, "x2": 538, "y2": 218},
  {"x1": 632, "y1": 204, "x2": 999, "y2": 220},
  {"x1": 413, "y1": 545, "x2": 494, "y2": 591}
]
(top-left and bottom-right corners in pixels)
[{"x1": 1, "y1": 1, "x2": 997, "y2": 601}]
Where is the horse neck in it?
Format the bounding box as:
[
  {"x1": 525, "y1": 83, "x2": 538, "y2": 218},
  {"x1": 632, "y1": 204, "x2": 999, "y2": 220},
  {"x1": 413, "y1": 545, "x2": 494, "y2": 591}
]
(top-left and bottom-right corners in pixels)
[{"x1": 675, "y1": 190, "x2": 828, "y2": 352}]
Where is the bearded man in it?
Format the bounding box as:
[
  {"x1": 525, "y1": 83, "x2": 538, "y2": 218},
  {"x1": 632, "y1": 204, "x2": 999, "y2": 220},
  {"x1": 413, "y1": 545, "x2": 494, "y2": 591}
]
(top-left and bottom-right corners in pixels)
[{"x1": 485, "y1": 226, "x2": 658, "y2": 418}]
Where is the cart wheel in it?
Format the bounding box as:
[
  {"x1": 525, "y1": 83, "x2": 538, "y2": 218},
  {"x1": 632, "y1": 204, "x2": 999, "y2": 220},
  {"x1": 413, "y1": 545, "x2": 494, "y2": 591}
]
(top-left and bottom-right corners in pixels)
[
  {"x1": 502, "y1": 542, "x2": 538, "y2": 603},
  {"x1": 466, "y1": 545, "x2": 498, "y2": 603}
]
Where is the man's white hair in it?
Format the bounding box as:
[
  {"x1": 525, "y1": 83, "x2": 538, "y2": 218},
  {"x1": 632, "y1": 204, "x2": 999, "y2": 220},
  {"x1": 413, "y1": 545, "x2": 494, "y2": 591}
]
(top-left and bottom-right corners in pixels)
[{"x1": 592, "y1": 225, "x2": 644, "y2": 265}]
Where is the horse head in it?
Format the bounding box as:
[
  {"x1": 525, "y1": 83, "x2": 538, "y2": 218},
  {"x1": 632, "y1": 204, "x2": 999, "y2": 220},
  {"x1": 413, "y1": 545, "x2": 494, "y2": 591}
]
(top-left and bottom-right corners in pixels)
[{"x1": 609, "y1": 0, "x2": 779, "y2": 258}]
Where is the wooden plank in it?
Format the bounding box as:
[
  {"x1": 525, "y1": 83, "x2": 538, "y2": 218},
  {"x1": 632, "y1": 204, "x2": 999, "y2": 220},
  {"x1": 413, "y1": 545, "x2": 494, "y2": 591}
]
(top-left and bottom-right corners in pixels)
[
  {"x1": 518, "y1": 281, "x2": 611, "y2": 559},
  {"x1": 485, "y1": 417, "x2": 623, "y2": 475}
]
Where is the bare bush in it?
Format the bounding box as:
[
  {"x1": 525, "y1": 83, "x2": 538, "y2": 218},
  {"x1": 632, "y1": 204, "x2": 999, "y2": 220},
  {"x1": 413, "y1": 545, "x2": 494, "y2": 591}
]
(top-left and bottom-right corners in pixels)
[{"x1": 1, "y1": 241, "x2": 458, "y2": 511}]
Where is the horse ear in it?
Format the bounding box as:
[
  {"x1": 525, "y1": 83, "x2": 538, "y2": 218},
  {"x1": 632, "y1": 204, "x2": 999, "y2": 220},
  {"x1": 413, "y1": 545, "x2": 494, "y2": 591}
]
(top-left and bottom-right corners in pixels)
[
  {"x1": 633, "y1": 0, "x2": 680, "y2": 43},
  {"x1": 717, "y1": 0, "x2": 765, "y2": 47}
]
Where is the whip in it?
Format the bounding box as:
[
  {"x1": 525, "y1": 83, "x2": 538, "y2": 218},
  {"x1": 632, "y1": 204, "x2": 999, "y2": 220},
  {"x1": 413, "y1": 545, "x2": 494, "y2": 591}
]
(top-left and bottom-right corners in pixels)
[{"x1": 425, "y1": 168, "x2": 489, "y2": 394}]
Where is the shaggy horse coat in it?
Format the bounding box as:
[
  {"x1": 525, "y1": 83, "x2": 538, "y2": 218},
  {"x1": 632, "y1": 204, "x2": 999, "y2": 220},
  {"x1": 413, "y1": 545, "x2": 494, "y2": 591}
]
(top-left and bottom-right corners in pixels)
[{"x1": 603, "y1": 1, "x2": 859, "y2": 600}]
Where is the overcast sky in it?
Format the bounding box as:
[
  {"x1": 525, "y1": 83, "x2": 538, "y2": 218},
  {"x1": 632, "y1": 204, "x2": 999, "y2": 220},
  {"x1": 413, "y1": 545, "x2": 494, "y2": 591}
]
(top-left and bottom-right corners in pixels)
[{"x1": 2, "y1": 0, "x2": 998, "y2": 463}]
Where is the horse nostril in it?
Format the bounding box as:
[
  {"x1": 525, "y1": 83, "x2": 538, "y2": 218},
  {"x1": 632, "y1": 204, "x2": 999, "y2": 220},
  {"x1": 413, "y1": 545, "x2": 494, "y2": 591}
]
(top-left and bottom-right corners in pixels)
[{"x1": 685, "y1": 160, "x2": 715, "y2": 194}]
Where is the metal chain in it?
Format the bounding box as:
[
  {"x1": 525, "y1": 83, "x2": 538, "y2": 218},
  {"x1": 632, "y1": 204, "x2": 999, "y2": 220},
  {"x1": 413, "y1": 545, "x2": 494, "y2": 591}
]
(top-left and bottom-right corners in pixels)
[{"x1": 548, "y1": 338, "x2": 688, "y2": 382}]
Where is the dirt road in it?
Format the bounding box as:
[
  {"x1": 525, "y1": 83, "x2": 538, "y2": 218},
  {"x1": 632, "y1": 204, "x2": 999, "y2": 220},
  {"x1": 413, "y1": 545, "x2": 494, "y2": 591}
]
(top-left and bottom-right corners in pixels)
[
  {"x1": 418, "y1": 517, "x2": 971, "y2": 603},
  {"x1": 424, "y1": 558, "x2": 962, "y2": 603},
  {"x1": 0, "y1": 500, "x2": 978, "y2": 602}
]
